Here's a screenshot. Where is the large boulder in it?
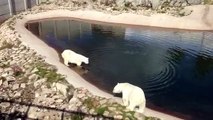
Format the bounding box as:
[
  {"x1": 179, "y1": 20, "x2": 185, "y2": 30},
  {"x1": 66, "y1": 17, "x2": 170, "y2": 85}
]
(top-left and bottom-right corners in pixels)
[
  {"x1": 150, "y1": 0, "x2": 162, "y2": 9},
  {"x1": 114, "y1": 0, "x2": 162, "y2": 9},
  {"x1": 115, "y1": 0, "x2": 144, "y2": 7},
  {"x1": 53, "y1": 82, "x2": 75, "y2": 101},
  {"x1": 126, "y1": 0, "x2": 142, "y2": 7},
  {"x1": 115, "y1": 0, "x2": 125, "y2": 7},
  {"x1": 187, "y1": 0, "x2": 202, "y2": 5},
  {"x1": 169, "y1": 0, "x2": 202, "y2": 7},
  {"x1": 98, "y1": 0, "x2": 115, "y2": 6},
  {"x1": 97, "y1": 0, "x2": 203, "y2": 9}
]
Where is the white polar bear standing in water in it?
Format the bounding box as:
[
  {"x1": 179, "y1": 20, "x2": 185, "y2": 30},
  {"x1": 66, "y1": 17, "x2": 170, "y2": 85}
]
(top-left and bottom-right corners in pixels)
[
  {"x1": 113, "y1": 83, "x2": 146, "y2": 113},
  {"x1": 61, "y1": 49, "x2": 89, "y2": 67}
]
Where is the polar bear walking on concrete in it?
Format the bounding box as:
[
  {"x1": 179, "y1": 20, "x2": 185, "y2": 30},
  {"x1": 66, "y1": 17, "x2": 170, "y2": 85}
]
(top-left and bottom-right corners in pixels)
[
  {"x1": 113, "y1": 83, "x2": 146, "y2": 113},
  {"x1": 61, "y1": 49, "x2": 89, "y2": 67}
]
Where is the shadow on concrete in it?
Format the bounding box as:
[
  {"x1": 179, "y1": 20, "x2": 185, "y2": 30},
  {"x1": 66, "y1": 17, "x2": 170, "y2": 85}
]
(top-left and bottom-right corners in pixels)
[{"x1": 0, "y1": 97, "x2": 115, "y2": 120}]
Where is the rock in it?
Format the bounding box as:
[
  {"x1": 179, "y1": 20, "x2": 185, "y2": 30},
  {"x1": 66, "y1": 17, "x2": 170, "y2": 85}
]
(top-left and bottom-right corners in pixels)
[
  {"x1": 35, "y1": 92, "x2": 40, "y2": 98},
  {"x1": 44, "y1": 116, "x2": 50, "y2": 120},
  {"x1": 3, "y1": 81, "x2": 9, "y2": 87},
  {"x1": 0, "y1": 68, "x2": 3, "y2": 73},
  {"x1": 4, "y1": 68, "x2": 14, "y2": 76},
  {"x1": 114, "y1": 115, "x2": 123, "y2": 119},
  {"x1": 150, "y1": 0, "x2": 161, "y2": 9},
  {"x1": 28, "y1": 112, "x2": 38, "y2": 119},
  {"x1": 29, "y1": 74, "x2": 39, "y2": 81},
  {"x1": 167, "y1": 0, "x2": 201, "y2": 7},
  {"x1": 187, "y1": 0, "x2": 202, "y2": 5},
  {"x1": 50, "y1": 105, "x2": 56, "y2": 108},
  {"x1": 1, "y1": 72, "x2": 9, "y2": 77},
  {"x1": 69, "y1": 97, "x2": 78, "y2": 104},
  {"x1": 89, "y1": 108, "x2": 95, "y2": 114},
  {"x1": 12, "y1": 83, "x2": 20, "y2": 90},
  {"x1": 106, "y1": 7, "x2": 111, "y2": 11},
  {"x1": 11, "y1": 65, "x2": 23, "y2": 76},
  {"x1": 34, "y1": 78, "x2": 47, "y2": 88},
  {"x1": 53, "y1": 82, "x2": 67, "y2": 96},
  {"x1": 116, "y1": 0, "x2": 125, "y2": 7},
  {"x1": 14, "y1": 91, "x2": 22, "y2": 97},
  {"x1": 10, "y1": 106, "x2": 16, "y2": 113},
  {"x1": 20, "y1": 83, "x2": 26, "y2": 88},
  {"x1": 6, "y1": 76, "x2": 16, "y2": 83},
  {"x1": 81, "y1": 106, "x2": 88, "y2": 113},
  {"x1": 0, "y1": 80, "x2": 2, "y2": 86},
  {"x1": 0, "y1": 102, "x2": 10, "y2": 108},
  {"x1": 107, "y1": 98, "x2": 116, "y2": 104},
  {"x1": 41, "y1": 87, "x2": 53, "y2": 95},
  {"x1": 56, "y1": 99, "x2": 63, "y2": 103},
  {"x1": 108, "y1": 107, "x2": 116, "y2": 111},
  {"x1": 77, "y1": 93, "x2": 85, "y2": 98},
  {"x1": 116, "y1": 0, "x2": 147, "y2": 7},
  {"x1": 179, "y1": 8, "x2": 193, "y2": 16},
  {"x1": 103, "y1": 111, "x2": 110, "y2": 116},
  {"x1": 126, "y1": 0, "x2": 142, "y2": 7},
  {"x1": 100, "y1": 99, "x2": 107, "y2": 104},
  {"x1": 134, "y1": 112, "x2": 146, "y2": 119},
  {"x1": 53, "y1": 82, "x2": 74, "y2": 100},
  {"x1": 182, "y1": 2, "x2": 187, "y2": 7}
]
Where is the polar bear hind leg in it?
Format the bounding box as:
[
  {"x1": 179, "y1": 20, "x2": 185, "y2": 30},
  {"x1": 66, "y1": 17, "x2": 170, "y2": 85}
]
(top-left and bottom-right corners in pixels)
[
  {"x1": 138, "y1": 101, "x2": 145, "y2": 113},
  {"x1": 122, "y1": 92, "x2": 129, "y2": 106},
  {"x1": 127, "y1": 101, "x2": 137, "y2": 111}
]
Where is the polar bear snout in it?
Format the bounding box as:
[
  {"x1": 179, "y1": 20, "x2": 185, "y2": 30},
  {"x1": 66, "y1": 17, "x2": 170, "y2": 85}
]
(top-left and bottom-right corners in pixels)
[
  {"x1": 112, "y1": 84, "x2": 122, "y2": 93},
  {"x1": 83, "y1": 58, "x2": 89, "y2": 64}
]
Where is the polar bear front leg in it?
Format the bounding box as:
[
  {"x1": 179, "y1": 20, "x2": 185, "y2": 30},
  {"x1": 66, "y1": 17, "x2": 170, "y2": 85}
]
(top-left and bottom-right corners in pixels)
[
  {"x1": 123, "y1": 98, "x2": 128, "y2": 106},
  {"x1": 127, "y1": 102, "x2": 136, "y2": 111},
  {"x1": 138, "y1": 101, "x2": 146, "y2": 113},
  {"x1": 63, "y1": 59, "x2": 69, "y2": 66},
  {"x1": 76, "y1": 61, "x2": 82, "y2": 66},
  {"x1": 122, "y1": 91, "x2": 129, "y2": 106}
]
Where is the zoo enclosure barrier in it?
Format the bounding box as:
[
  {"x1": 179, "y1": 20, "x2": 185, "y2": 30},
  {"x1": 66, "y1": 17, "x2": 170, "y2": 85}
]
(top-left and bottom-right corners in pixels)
[{"x1": 0, "y1": 0, "x2": 54, "y2": 22}]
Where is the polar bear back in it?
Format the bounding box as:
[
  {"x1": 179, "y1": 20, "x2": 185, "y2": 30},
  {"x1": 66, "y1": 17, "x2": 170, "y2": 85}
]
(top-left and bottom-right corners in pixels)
[
  {"x1": 123, "y1": 83, "x2": 145, "y2": 102},
  {"x1": 113, "y1": 83, "x2": 146, "y2": 112},
  {"x1": 61, "y1": 49, "x2": 89, "y2": 65}
]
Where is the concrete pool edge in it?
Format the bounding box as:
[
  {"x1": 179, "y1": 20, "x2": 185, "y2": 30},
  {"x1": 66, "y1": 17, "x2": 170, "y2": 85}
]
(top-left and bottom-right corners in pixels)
[
  {"x1": 12, "y1": 6, "x2": 213, "y2": 120},
  {"x1": 24, "y1": 5, "x2": 213, "y2": 31}
]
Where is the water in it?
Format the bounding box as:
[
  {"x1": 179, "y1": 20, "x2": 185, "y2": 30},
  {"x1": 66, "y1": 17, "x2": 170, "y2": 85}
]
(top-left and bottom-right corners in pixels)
[{"x1": 26, "y1": 19, "x2": 213, "y2": 120}]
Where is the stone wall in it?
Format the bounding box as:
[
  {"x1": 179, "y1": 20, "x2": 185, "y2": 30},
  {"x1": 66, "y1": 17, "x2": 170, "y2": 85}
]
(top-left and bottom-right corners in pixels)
[
  {"x1": 114, "y1": 0, "x2": 203, "y2": 9},
  {"x1": 67, "y1": 0, "x2": 204, "y2": 9}
]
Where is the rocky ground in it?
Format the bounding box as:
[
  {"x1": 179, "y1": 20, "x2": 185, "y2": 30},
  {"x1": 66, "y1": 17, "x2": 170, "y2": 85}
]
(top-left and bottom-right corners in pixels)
[
  {"x1": 0, "y1": 1, "x2": 164, "y2": 120},
  {"x1": 50, "y1": 0, "x2": 204, "y2": 17}
]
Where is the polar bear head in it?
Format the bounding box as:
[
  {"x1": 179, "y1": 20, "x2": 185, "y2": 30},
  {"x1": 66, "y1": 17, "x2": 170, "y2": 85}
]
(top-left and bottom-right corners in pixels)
[
  {"x1": 113, "y1": 83, "x2": 125, "y2": 93},
  {"x1": 82, "y1": 57, "x2": 89, "y2": 64}
]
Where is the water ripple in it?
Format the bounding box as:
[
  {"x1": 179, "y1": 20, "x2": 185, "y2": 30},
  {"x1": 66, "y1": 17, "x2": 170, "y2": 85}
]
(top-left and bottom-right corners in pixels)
[{"x1": 142, "y1": 60, "x2": 177, "y2": 94}]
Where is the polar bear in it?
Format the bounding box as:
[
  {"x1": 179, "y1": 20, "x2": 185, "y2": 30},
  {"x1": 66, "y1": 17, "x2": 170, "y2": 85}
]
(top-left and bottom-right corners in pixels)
[
  {"x1": 113, "y1": 83, "x2": 146, "y2": 113},
  {"x1": 61, "y1": 49, "x2": 89, "y2": 67}
]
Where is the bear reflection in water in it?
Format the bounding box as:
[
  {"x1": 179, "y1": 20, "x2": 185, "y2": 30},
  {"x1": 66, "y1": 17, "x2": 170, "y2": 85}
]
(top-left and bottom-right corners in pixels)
[{"x1": 113, "y1": 83, "x2": 146, "y2": 113}]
